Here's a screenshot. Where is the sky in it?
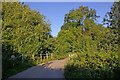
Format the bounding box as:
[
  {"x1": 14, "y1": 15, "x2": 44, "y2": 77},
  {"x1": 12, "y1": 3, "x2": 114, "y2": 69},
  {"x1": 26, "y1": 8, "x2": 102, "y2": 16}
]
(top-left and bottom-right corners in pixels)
[{"x1": 24, "y1": 2, "x2": 113, "y2": 37}]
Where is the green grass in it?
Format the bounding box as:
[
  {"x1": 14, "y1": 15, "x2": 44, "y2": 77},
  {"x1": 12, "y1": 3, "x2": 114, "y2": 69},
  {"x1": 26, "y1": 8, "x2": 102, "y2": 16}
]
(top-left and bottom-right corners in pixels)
[{"x1": 2, "y1": 60, "x2": 36, "y2": 79}]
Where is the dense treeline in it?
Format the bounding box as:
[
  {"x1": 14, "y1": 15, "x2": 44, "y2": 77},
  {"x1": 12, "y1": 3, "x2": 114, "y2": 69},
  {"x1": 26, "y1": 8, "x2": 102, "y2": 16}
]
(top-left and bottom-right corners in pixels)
[
  {"x1": 2, "y1": 2, "x2": 54, "y2": 79},
  {"x1": 2, "y1": 2, "x2": 119, "y2": 79},
  {"x1": 63, "y1": 2, "x2": 119, "y2": 79}
]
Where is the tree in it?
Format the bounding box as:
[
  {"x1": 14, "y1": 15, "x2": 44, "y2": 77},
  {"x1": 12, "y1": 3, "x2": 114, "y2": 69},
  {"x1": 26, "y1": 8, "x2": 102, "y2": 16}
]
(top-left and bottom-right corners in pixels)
[
  {"x1": 2, "y1": 2, "x2": 51, "y2": 58},
  {"x1": 2, "y1": 2, "x2": 52, "y2": 78},
  {"x1": 56, "y1": 5, "x2": 100, "y2": 57},
  {"x1": 62, "y1": 5, "x2": 99, "y2": 30},
  {"x1": 103, "y1": 2, "x2": 119, "y2": 53}
]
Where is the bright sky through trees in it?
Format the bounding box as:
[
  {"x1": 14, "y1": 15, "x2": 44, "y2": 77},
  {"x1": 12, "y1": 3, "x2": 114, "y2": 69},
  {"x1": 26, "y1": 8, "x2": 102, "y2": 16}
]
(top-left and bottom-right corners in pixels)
[{"x1": 24, "y1": 2, "x2": 113, "y2": 37}]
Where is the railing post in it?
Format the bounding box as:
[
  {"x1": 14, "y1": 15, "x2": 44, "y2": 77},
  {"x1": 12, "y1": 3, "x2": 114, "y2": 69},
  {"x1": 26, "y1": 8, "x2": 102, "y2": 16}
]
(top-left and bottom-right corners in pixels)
[
  {"x1": 46, "y1": 53, "x2": 48, "y2": 59},
  {"x1": 40, "y1": 54, "x2": 42, "y2": 61},
  {"x1": 43, "y1": 56, "x2": 45, "y2": 60},
  {"x1": 51, "y1": 53, "x2": 53, "y2": 59},
  {"x1": 69, "y1": 54, "x2": 70, "y2": 60}
]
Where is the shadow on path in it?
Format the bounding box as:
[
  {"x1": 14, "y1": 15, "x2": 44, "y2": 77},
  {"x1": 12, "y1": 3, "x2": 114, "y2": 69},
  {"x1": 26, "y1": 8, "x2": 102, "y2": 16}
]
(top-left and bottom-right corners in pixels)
[{"x1": 7, "y1": 58, "x2": 68, "y2": 79}]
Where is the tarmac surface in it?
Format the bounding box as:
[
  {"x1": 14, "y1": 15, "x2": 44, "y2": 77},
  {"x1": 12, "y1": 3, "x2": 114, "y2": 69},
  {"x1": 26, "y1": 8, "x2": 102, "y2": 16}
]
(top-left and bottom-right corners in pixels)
[{"x1": 8, "y1": 58, "x2": 68, "y2": 79}]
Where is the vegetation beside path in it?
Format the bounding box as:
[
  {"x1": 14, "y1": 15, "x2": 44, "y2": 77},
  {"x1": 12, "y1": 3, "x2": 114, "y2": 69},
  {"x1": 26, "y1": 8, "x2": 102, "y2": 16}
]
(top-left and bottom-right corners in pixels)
[
  {"x1": 2, "y1": 2, "x2": 67, "y2": 79},
  {"x1": 63, "y1": 2, "x2": 120, "y2": 80},
  {"x1": 2, "y1": 2, "x2": 119, "y2": 80}
]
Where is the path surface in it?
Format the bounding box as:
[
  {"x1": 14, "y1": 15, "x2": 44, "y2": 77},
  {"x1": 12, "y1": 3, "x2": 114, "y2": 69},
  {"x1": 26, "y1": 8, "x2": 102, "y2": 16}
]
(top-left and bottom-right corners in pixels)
[{"x1": 8, "y1": 58, "x2": 68, "y2": 79}]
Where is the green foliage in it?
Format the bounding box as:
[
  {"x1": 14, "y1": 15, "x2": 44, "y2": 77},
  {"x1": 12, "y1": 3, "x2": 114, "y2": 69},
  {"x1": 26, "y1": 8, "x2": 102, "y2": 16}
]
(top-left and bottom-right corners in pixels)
[
  {"x1": 103, "y1": 2, "x2": 119, "y2": 54},
  {"x1": 55, "y1": 5, "x2": 102, "y2": 57},
  {"x1": 2, "y1": 2, "x2": 119, "y2": 79},
  {"x1": 2, "y1": 2, "x2": 51, "y2": 56},
  {"x1": 2, "y1": 2, "x2": 53, "y2": 79},
  {"x1": 64, "y1": 5, "x2": 99, "y2": 24},
  {"x1": 64, "y1": 51, "x2": 120, "y2": 79},
  {"x1": 63, "y1": 3, "x2": 119, "y2": 79}
]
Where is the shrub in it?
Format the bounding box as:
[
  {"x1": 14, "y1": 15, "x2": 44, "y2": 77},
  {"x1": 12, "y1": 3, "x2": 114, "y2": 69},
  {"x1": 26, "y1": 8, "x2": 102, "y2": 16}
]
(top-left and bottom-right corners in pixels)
[{"x1": 64, "y1": 51, "x2": 120, "y2": 80}]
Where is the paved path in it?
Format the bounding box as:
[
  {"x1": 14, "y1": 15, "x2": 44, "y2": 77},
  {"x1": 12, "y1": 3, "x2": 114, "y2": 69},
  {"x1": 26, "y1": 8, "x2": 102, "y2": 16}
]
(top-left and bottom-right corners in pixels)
[{"x1": 8, "y1": 58, "x2": 68, "y2": 79}]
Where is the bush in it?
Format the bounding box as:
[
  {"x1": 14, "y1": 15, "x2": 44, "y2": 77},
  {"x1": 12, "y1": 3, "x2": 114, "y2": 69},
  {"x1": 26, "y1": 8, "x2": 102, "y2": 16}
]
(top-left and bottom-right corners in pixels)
[{"x1": 64, "y1": 51, "x2": 120, "y2": 80}]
